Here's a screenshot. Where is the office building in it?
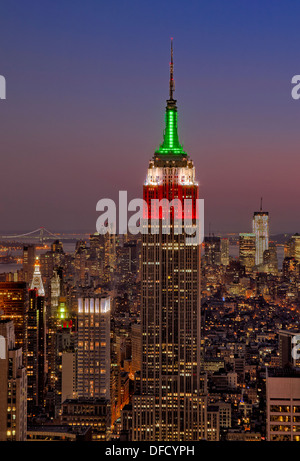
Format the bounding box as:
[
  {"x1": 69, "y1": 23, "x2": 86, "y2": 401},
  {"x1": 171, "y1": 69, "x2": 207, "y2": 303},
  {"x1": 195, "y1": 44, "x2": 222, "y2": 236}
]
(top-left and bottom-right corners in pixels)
[
  {"x1": 220, "y1": 238, "x2": 229, "y2": 266},
  {"x1": 22, "y1": 244, "x2": 36, "y2": 283},
  {"x1": 132, "y1": 41, "x2": 207, "y2": 441},
  {"x1": 204, "y1": 236, "x2": 221, "y2": 266},
  {"x1": 0, "y1": 319, "x2": 27, "y2": 441},
  {"x1": 266, "y1": 367, "x2": 300, "y2": 441},
  {"x1": 286, "y1": 234, "x2": 300, "y2": 262},
  {"x1": 253, "y1": 200, "x2": 269, "y2": 266},
  {"x1": 0, "y1": 282, "x2": 28, "y2": 353},
  {"x1": 60, "y1": 398, "x2": 111, "y2": 441},
  {"x1": 27, "y1": 257, "x2": 46, "y2": 415},
  {"x1": 239, "y1": 233, "x2": 256, "y2": 273},
  {"x1": 77, "y1": 296, "x2": 111, "y2": 399}
]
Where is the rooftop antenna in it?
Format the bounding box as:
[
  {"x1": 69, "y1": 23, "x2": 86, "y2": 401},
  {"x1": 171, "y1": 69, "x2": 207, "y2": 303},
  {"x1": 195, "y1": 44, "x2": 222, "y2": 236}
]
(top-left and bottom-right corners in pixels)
[{"x1": 169, "y1": 37, "x2": 174, "y2": 101}]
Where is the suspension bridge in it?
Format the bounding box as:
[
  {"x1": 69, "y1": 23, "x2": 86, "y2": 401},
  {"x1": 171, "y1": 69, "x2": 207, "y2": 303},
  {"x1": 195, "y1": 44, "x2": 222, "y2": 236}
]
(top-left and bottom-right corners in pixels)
[{"x1": 0, "y1": 227, "x2": 65, "y2": 244}]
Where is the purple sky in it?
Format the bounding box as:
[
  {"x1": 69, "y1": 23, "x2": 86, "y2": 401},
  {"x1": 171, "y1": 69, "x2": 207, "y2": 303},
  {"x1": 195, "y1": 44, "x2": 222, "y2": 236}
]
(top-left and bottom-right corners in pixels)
[{"x1": 0, "y1": 1, "x2": 300, "y2": 235}]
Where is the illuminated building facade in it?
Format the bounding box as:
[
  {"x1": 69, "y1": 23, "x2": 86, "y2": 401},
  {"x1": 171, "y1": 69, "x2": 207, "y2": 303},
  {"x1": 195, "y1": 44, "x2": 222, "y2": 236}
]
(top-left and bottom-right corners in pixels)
[
  {"x1": 27, "y1": 257, "x2": 46, "y2": 415},
  {"x1": 77, "y1": 296, "x2": 111, "y2": 399},
  {"x1": 60, "y1": 398, "x2": 111, "y2": 441},
  {"x1": 253, "y1": 201, "x2": 269, "y2": 266},
  {"x1": 220, "y1": 238, "x2": 229, "y2": 266},
  {"x1": 263, "y1": 241, "x2": 278, "y2": 275},
  {"x1": 0, "y1": 282, "x2": 28, "y2": 353},
  {"x1": 131, "y1": 322, "x2": 142, "y2": 376},
  {"x1": 239, "y1": 233, "x2": 256, "y2": 273},
  {"x1": 132, "y1": 41, "x2": 206, "y2": 441},
  {"x1": 266, "y1": 367, "x2": 300, "y2": 441},
  {"x1": 287, "y1": 233, "x2": 300, "y2": 262},
  {"x1": 89, "y1": 232, "x2": 105, "y2": 278},
  {"x1": 0, "y1": 319, "x2": 27, "y2": 441},
  {"x1": 22, "y1": 244, "x2": 36, "y2": 284},
  {"x1": 207, "y1": 406, "x2": 220, "y2": 441},
  {"x1": 204, "y1": 236, "x2": 221, "y2": 266},
  {"x1": 47, "y1": 269, "x2": 62, "y2": 391}
]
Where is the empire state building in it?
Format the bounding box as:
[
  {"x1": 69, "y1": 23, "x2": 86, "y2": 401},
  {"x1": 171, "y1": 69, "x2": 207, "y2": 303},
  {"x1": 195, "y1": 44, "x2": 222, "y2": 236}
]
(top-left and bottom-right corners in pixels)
[{"x1": 131, "y1": 41, "x2": 207, "y2": 441}]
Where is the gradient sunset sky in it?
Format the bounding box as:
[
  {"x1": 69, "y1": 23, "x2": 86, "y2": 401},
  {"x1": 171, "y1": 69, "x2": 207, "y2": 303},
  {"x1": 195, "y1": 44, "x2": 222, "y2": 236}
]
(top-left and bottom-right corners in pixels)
[{"x1": 0, "y1": 0, "x2": 299, "y2": 234}]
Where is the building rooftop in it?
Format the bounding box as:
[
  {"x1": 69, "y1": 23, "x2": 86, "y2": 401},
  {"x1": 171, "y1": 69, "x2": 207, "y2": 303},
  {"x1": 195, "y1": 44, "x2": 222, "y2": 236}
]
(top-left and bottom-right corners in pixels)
[
  {"x1": 28, "y1": 425, "x2": 90, "y2": 435},
  {"x1": 267, "y1": 366, "x2": 300, "y2": 378},
  {"x1": 62, "y1": 397, "x2": 110, "y2": 405}
]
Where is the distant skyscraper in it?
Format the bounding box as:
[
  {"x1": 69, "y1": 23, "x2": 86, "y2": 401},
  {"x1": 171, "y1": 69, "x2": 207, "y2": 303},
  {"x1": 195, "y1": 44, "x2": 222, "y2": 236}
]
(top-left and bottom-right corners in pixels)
[
  {"x1": 77, "y1": 296, "x2": 111, "y2": 399},
  {"x1": 132, "y1": 40, "x2": 206, "y2": 441},
  {"x1": 89, "y1": 232, "x2": 105, "y2": 258},
  {"x1": 89, "y1": 232, "x2": 105, "y2": 278},
  {"x1": 105, "y1": 231, "x2": 117, "y2": 272},
  {"x1": 253, "y1": 199, "x2": 269, "y2": 266},
  {"x1": 47, "y1": 268, "x2": 62, "y2": 391},
  {"x1": 220, "y1": 238, "x2": 229, "y2": 266},
  {"x1": 263, "y1": 241, "x2": 278, "y2": 275},
  {"x1": 27, "y1": 257, "x2": 46, "y2": 415},
  {"x1": 0, "y1": 282, "x2": 28, "y2": 353},
  {"x1": 287, "y1": 233, "x2": 300, "y2": 262},
  {"x1": 74, "y1": 240, "x2": 88, "y2": 282},
  {"x1": 22, "y1": 244, "x2": 36, "y2": 283},
  {"x1": 204, "y1": 236, "x2": 221, "y2": 266},
  {"x1": 239, "y1": 233, "x2": 256, "y2": 273}
]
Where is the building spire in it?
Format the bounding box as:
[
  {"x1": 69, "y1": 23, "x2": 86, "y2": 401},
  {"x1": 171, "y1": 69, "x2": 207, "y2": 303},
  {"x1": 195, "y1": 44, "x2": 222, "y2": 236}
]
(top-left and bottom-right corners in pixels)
[
  {"x1": 260, "y1": 197, "x2": 263, "y2": 212},
  {"x1": 167, "y1": 38, "x2": 176, "y2": 110},
  {"x1": 155, "y1": 39, "x2": 186, "y2": 156},
  {"x1": 30, "y1": 256, "x2": 45, "y2": 297},
  {"x1": 169, "y1": 37, "x2": 174, "y2": 101}
]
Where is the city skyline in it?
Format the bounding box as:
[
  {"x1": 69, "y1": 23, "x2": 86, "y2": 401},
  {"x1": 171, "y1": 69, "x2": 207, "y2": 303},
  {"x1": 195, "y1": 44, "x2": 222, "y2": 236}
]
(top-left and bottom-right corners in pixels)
[
  {"x1": 0, "y1": 3, "x2": 300, "y2": 441},
  {"x1": 0, "y1": 1, "x2": 300, "y2": 234}
]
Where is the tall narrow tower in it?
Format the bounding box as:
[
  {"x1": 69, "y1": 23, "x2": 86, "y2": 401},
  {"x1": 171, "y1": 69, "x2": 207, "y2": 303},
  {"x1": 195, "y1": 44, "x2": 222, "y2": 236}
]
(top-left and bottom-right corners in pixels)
[
  {"x1": 132, "y1": 40, "x2": 206, "y2": 441},
  {"x1": 253, "y1": 198, "x2": 269, "y2": 266},
  {"x1": 27, "y1": 257, "x2": 46, "y2": 416}
]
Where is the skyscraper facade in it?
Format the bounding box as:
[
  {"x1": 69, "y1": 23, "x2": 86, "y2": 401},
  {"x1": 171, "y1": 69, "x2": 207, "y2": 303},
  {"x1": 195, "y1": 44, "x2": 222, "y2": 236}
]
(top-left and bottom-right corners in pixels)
[
  {"x1": 204, "y1": 237, "x2": 221, "y2": 266},
  {"x1": 0, "y1": 282, "x2": 28, "y2": 354},
  {"x1": 47, "y1": 269, "x2": 62, "y2": 391},
  {"x1": 239, "y1": 233, "x2": 256, "y2": 273},
  {"x1": 253, "y1": 201, "x2": 269, "y2": 266},
  {"x1": 131, "y1": 322, "x2": 142, "y2": 377},
  {"x1": 22, "y1": 244, "x2": 36, "y2": 284},
  {"x1": 27, "y1": 257, "x2": 46, "y2": 415},
  {"x1": 77, "y1": 296, "x2": 111, "y2": 399},
  {"x1": 266, "y1": 367, "x2": 300, "y2": 441},
  {"x1": 220, "y1": 238, "x2": 230, "y2": 266},
  {"x1": 0, "y1": 319, "x2": 27, "y2": 441},
  {"x1": 132, "y1": 41, "x2": 206, "y2": 441},
  {"x1": 287, "y1": 234, "x2": 300, "y2": 262}
]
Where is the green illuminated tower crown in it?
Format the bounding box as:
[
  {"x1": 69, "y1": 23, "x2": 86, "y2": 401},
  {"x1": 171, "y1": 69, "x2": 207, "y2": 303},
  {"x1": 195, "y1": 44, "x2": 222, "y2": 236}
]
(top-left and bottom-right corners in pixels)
[{"x1": 155, "y1": 39, "x2": 186, "y2": 156}]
